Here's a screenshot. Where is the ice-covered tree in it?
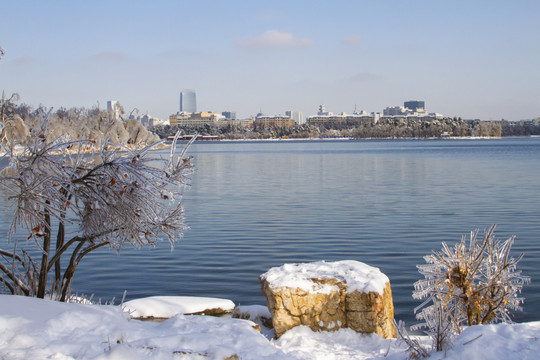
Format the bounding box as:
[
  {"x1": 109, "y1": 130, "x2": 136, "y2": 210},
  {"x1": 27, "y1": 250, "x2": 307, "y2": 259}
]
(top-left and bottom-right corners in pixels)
[
  {"x1": 412, "y1": 225, "x2": 530, "y2": 351},
  {"x1": 124, "y1": 118, "x2": 159, "y2": 145},
  {"x1": 0, "y1": 107, "x2": 194, "y2": 301}
]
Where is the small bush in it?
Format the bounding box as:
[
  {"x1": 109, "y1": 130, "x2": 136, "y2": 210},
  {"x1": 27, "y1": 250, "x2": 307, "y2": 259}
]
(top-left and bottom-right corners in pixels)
[{"x1": 411, "y1": 225, "x2": 530, "y2": 352}]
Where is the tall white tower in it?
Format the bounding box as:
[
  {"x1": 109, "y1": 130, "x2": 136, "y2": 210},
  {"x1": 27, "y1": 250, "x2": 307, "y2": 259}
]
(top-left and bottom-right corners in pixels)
[
  {"x1": 107, "y1": 100, "x2": 120, "y2": 120},
  {"x1": 180, "y1": 89, "x2": 196, "y2": 113}
]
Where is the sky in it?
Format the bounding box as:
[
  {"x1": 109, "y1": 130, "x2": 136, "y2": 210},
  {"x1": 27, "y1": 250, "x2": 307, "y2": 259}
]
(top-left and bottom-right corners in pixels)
[{"x1": 1, "y1": 0, "x2": 539, "y2": 121}]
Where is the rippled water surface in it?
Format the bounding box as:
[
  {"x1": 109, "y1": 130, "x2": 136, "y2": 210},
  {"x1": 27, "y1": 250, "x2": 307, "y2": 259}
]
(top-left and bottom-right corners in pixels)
[{"x1": 2, "y1": 138, "x2": 540, "y2": 324}]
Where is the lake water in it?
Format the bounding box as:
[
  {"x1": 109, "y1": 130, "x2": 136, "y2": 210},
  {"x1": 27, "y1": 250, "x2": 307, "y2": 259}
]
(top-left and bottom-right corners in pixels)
[{"x1": 2, "y1": 137, "x2": 540, "y2": 325}]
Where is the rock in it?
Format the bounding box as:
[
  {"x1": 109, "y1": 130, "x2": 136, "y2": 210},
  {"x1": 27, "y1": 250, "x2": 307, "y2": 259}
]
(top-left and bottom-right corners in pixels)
[
  {"x1": 123, "y1": 296, "x2": 235, "y2": 320},
  {"x1": 232, "y1": 305, "x2": 273, "y2": 329},
  {"x1": 259, "y1": 260, "x2": 396, "y2": 338},
  {"x1": 345, "y1": 282, "x2": 395, "y2": 338}
]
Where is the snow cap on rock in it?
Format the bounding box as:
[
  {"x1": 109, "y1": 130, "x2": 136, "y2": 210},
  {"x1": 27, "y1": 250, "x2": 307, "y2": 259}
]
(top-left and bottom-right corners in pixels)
[{"x1": 260, "y1": 260, "x2": 389, "y2": 295}]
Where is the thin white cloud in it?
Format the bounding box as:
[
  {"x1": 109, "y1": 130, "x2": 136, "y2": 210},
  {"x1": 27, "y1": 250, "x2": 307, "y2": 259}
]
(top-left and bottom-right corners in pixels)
[
  {"x1": 236, "y1": 30, "x2": 314, "y2": 51},
  {"x1": 342, "y1": 35, "x2": 363, "y2": 46},
  {"x1": 91, "y1": 51, "x2": 126, "y2": 61}
]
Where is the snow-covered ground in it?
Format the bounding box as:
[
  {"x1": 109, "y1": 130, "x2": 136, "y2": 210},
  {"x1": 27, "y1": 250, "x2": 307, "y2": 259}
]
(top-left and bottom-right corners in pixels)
[
  {"x1": 123, "y1": 296, "x2": 235, "y2": 319},
  {"x1": 1, "y1": 295, "x2": 539, "y2": 359}
]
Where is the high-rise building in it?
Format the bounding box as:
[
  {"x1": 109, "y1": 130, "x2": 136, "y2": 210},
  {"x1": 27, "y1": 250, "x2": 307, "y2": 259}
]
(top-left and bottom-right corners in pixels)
[
  {"x1": 107, "y1": 100, "x2": 120, "y2": 120},
  {"x1": 180, "y1": 89, "x2": 196, "y2": 113},
  {"x1": 317, "y1": 105, "x2": 332, "y2": 116},
  {"x1": 404, "y1": 100, "x2": 425, "y2": 112},
  {"x1": 222, "y1": 111, "x2": 236, "y2": 120},
  {"x1": 285, "y1": 111, "x2": 305, "y2": 124}
]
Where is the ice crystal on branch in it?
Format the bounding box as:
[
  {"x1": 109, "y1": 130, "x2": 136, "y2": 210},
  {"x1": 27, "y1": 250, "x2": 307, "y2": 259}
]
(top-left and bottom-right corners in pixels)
[{"x1": 412, "y1": 225, "x2": 530, "y2": 350}]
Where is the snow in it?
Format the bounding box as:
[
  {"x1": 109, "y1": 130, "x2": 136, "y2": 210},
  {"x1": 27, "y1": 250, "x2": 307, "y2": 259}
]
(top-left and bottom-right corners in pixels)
[
  {"x1": 232, "y1": 305, "x2": 272, "y2": 324},
  {"x1": 260, "y1": 260, "x2": 389, "y2": 295},
  {"x1": 233, "y1": 305, "x2": 272, "y2": 320},
  {"x1": 0, "y1": 295, "x2": 282, "y2": 360},
  {"x1": 427, "y1": 322, "x2": 540, "y2": 360},
  {"x1": 123, "y1": 296, "x2": 235, "y2": 318},
  {"x1": 1, "y1": 294, "x2": 540, "y2": 359},
  {"x1": 274, "y1": 326, "x2": 400, "y2": 360}
]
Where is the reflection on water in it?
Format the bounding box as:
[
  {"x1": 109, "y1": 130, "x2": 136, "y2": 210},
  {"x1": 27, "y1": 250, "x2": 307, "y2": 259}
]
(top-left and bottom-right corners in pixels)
[{"x1": 1, "y1": 138, "x2": 540, "y2": 324}]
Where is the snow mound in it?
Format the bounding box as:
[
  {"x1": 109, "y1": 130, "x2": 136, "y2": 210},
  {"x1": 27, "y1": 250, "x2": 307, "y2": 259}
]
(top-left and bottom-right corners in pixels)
[
  {"x1": 123, "y1": 296, "x2": 235, "y2": 318},
  {"x1": 260, "y1": 260, "x2": 389, "y2": 295},
  {"x1": 0, "y1": 295, "x2": 282, "y2": 360},
  {"x1": 427, "y1": 322, "x2": 540, "y2": 360},
  {"x1": 274, "y1": 325, "x2": 402, "y2": 360}
]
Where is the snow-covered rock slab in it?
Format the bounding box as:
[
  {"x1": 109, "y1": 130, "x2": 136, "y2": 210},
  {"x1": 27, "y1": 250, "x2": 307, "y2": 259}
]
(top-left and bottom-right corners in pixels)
[
  {"x1": 260, "y1": 260, "x2": 396, "y2": 338},
  {"x1": 123, "y1": 295, "x2": 235, "y2": 319}
]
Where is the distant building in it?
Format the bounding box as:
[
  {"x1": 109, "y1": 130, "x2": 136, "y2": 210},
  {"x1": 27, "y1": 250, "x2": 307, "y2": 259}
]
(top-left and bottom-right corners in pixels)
[
  {"x1": 133, "y1": 113, "x2": 167, "y2": 127},
  {"x1": 383, "y1": 106, "x2": 409, "y2": 116},
  {"x1": 285, "y1": 111, "x2": 305, "y2": 124},
  {"x1": 404, "y1": 100, "x2": 425, "y2": 112},
  {"x1": 254, "y1": 115, "x2": 296, "y2": 129},
  {"x1": 169, "y1": 111, "x2": 225, "y2": 126},
  {"x1": 353, "y1": 107, "x2": 369, "y2": 116},
  {"x1": 379, "y1": 113, "x2": 443, "y2": 123},
  {"x1": 317, "y1": 105, "x2": 333, "y2": 116},
  {"x1": 222, "y1": 111, "x2": 237, "y2": 120},
  {"x1": 107, "y1": 100, "x2": 120, "y2": 120},
  {"x1": 180, "y1": 89, "x2": 196, "y2": 113}
]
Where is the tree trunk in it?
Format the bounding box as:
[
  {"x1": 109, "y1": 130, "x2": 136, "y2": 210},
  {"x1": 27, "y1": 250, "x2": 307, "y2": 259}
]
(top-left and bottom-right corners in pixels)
[
  {"x1": 37, "y1": 207, "x2": 51, "y2": 298},
  {"x1": 54, "y1": 221, "x2": 65, "y2": 295},
  {"x1": 60, "y1": 241, "x2": 85, "y2": 302},
  {"x1": 59, "y1": 241, "x2": 109, "y2": 302}
]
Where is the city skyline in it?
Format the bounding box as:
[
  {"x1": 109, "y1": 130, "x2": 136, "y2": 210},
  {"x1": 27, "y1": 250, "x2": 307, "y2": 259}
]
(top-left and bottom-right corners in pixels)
[{"x1": 1, "y1": 1, "x2": 539, "y2": 121}]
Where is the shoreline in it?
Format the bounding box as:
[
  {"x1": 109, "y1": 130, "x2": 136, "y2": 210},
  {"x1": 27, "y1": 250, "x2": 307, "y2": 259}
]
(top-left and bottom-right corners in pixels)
[{"x1": 166, "y1": 135, "x2": 509, "y2": 143}]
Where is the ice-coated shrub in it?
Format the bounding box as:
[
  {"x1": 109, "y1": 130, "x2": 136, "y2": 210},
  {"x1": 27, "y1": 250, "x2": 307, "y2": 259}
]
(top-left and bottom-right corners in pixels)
[{"x1": 412, "y1": 225, "x2": 530, "y2": 351}]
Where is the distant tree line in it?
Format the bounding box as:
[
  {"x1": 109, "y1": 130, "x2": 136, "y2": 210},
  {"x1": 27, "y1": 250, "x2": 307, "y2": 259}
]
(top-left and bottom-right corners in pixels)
[
  {"x1": 6, "y1": 99, "x2": 536, "y2": 144},
  {"x1": 499, "y1": 120, "x2": 540, "y2": 136},
  {"x1": 151, "y1": 117, "x2": 540, "y2": 140},
  {"x1": 1, "y1": 100, "x2": 159, "y2": 148},
  {"x1": 151, "y1": 123, "x2": 321, "y2": 140}
]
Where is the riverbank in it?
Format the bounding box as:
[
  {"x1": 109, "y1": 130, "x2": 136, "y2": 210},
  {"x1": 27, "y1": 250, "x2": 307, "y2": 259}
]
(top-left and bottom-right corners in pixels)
[
  {"x1": 1, "y1": 295, "x2": 539, "y2": 359},
  {"x1": 168, "y1": 135, "x2": 506, "y2": 143}
]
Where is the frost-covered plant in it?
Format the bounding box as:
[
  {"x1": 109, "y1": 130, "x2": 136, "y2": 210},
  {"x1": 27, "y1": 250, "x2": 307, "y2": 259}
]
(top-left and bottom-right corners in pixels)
[
  {"x1": 393, "y1": 319, "x2": 429, "y2": 359},
  {"x1": 412, "y1": 225, "x2": 530, "y2": 351},
  {"x1": 411, "y1": 301, "x2": 456, "y2": 352},
  {"x1": 0, "y1": 109, "x2": 195, "y2": 301}
]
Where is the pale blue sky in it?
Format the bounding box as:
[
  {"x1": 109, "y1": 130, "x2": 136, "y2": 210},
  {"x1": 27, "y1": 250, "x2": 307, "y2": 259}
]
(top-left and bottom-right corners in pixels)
[{"x1": 1, "y1": 0, "x2": 539, "y2": 120}]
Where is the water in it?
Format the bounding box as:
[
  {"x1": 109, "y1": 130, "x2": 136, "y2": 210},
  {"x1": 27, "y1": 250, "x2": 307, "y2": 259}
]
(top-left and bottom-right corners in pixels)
[{"x1": 2, "y1": 137, "x2": 540, "y2": 325}]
